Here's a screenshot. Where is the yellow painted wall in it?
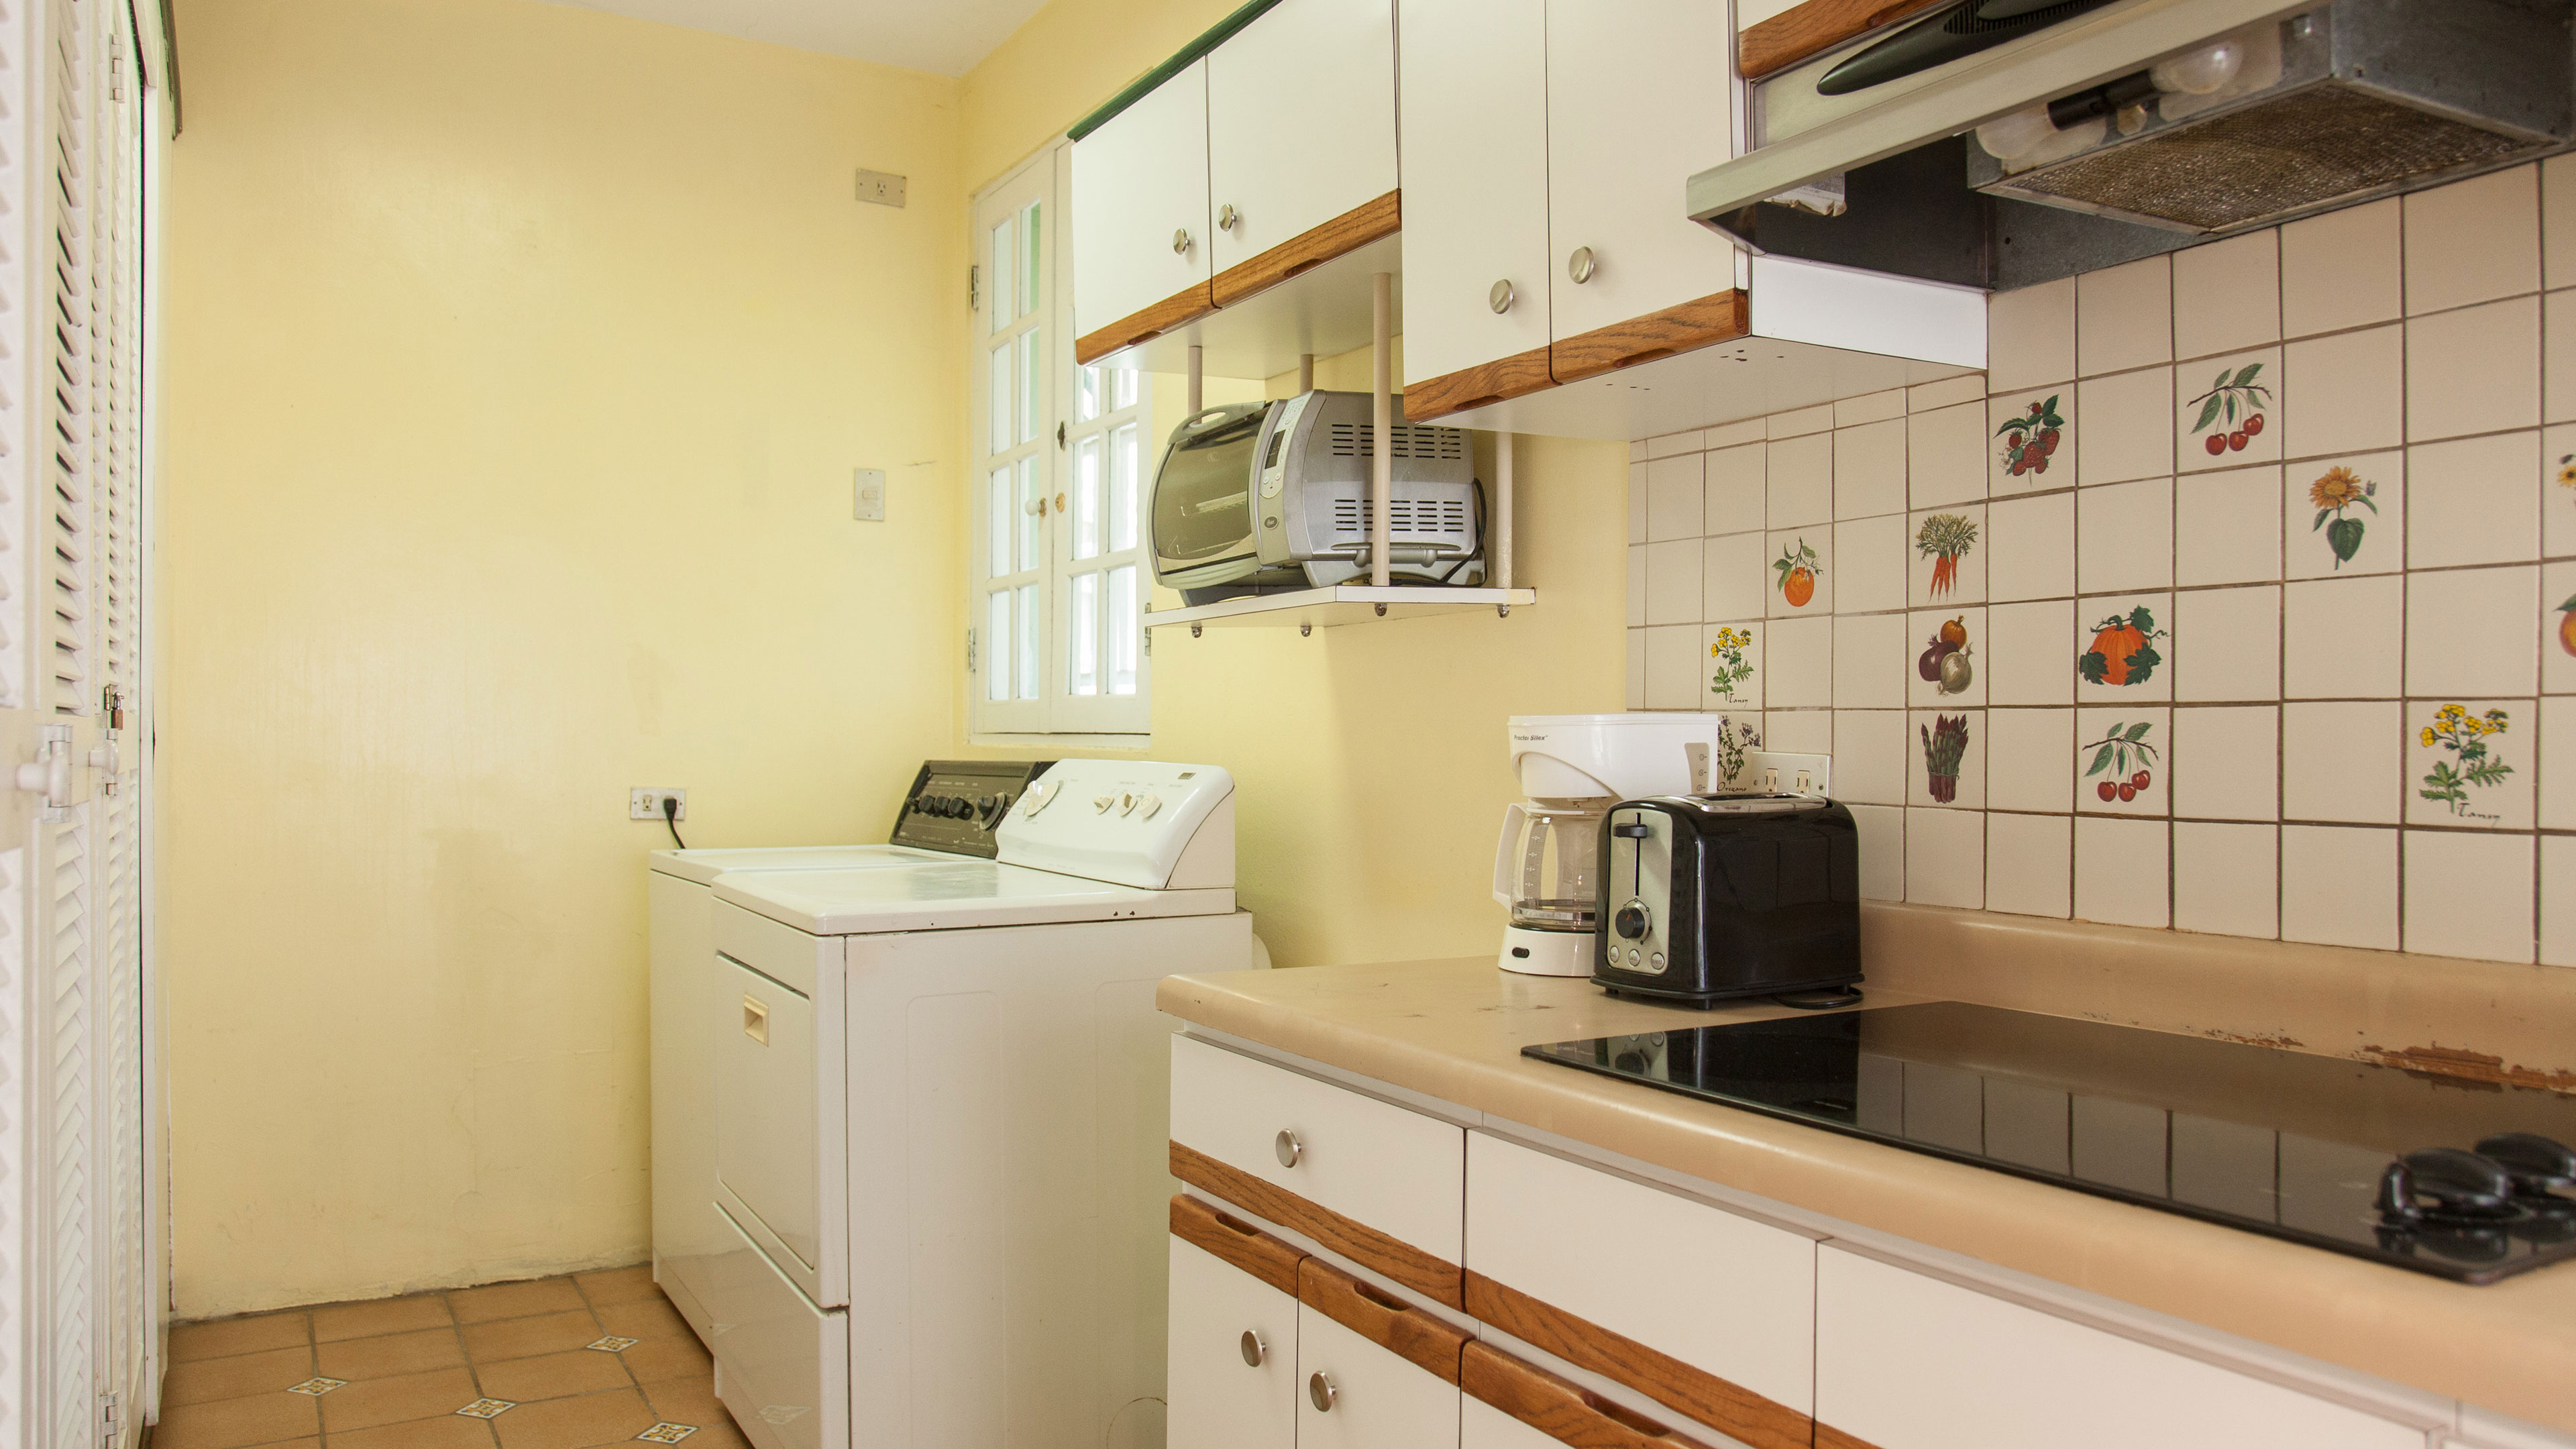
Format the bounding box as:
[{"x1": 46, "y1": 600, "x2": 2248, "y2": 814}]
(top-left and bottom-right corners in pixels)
[
  {"x1": 959, "y1": 3, "x2": 1631, "y2": 971},
  {"x1": 162, "y1": 0, "x2": 966, "y2": 1315}
]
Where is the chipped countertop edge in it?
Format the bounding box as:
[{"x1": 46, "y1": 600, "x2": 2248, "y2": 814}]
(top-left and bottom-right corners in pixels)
[{"x1": 1153, "y1": 924, "x2": 2576, "y2": 1437}]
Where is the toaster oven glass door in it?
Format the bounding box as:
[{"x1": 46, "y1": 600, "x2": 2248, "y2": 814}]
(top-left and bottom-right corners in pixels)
[{"x1": 1150, "y1": 402, "x2": 1271, "y2": 583}]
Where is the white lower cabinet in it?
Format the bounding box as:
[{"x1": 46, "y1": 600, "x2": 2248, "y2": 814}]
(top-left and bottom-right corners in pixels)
[
  {"x1": 1814, "y1": 1246, "x2": 2424, "y2": 1449},
  {"x1": 1297, "y1": 1303, "x2": 1463, "y2": 1449},
  {"x1": 1168, "y1": 1236, "x2": 1300, "y2": 1449},
  {"x1": 1462, "y1": 1392, "x2": 1555, "y2": 1449}
]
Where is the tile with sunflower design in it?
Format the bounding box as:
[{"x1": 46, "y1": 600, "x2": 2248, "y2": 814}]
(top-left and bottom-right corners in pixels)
[
  {"x1": 2404, "y1": 700, "x2": 2532, "y2": 828},
  {"x1": 2544, "y1": 422, "x2": 2576, "y2": 559},
  {"x1": 2284, "y1": 451, "x2": 2401, "y2": 580}
]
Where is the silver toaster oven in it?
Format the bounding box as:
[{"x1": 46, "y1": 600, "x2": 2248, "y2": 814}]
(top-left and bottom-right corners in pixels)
[{"x1": 1150, "y1": 390, "x2": 1483, "y2": 604}]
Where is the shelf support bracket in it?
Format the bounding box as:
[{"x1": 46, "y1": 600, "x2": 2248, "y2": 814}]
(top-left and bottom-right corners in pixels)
[
  {"x1": 1187, "y1": 343, "x2": 1203, "y2": 417},
  {"x1": 1371, "y1": 272, "x2": 1392, "y2": 589},
  {"x1": 1298, "y1": 352, "x2": 1314, "y2": 394},
  {"x1": 1495, "y1": 430, "x2": 1515, "y2": 598}
]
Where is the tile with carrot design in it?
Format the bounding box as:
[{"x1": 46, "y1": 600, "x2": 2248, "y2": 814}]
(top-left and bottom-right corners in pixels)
[
  {"x1": 2406, "y1": 700, "x2": 2531, "y2": 828},
  {"x1": 2178, "y1": 347, "x2": 2282, "y2": 472},
  {"x1": 1909, "y1": 506, "x2": 1985, "y2": 607},
  {"x1": 2285, "y1": 451, "x2": 2401, "y2": 580},
  {"x1": 2074, "y1": 708, "x2": 2169, "y2": 816}
]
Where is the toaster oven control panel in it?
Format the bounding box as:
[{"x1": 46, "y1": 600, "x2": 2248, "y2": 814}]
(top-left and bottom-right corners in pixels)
[{"x1": 1603, "y1": 806, "x2": 1672, "y2": 977}]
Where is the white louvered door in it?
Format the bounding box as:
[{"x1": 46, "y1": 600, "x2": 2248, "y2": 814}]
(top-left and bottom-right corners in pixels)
[{"x1": 0, "y1": 0, "x2": 155, "y2": 1444}]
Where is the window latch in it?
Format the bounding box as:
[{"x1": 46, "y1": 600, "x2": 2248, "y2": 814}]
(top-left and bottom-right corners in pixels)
[{"x1": 1057, "y1": 422, "x2": 1067, "y2": 449}]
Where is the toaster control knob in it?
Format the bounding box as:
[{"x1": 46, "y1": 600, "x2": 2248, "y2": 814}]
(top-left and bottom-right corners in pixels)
[{"x1": 1613, "y1": 902, "x2": 1649, "y2": 940}]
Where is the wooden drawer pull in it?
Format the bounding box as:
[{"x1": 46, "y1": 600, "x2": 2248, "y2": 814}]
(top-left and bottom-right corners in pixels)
[
  {"x1": 1169, "y1": 1193, "x2": 1305, "y2": 1296},
  {"x1": 1612, "y1": 347, "x2": 1677, "y2": 370},
  {"x1": 1464, "y1": 1342, "x2": 1715, "y2": 1449},
  {"x1": 1297, "y1": 1256, "x2": 1468, "y2": 1385}
]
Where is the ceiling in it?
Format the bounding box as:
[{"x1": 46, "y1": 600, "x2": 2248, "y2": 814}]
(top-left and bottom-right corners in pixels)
[{"x1": 540, "y1": 0, "x2": 1051, "y2": 77}]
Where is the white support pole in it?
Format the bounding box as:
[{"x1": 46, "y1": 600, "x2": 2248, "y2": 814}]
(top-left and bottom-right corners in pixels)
[
  {"x1": 1495, "y1": 431, "x2": 1515, "y2": 597},
  {"x1": 1187, "y1": 343, "x2": 1203, "y2": 416},
  {"x1": 1298, "y1": 353, "x2": 1314, "y2": 394},
  {"x1": 1371, "y1": 272, "x2": 1392, "y2": 590}
]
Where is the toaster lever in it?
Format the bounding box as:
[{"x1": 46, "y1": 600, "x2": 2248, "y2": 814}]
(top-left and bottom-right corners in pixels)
[{"x1": 1612, "y1": 822, "x2": 1650, "y2": 839}]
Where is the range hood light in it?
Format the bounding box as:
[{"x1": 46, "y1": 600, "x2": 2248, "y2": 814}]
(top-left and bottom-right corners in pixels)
[
  {"x1": 1976, "y1": 103, "x2": 2061, "y2": 161},
  {"x1": 2149, "y1": 37, "x2": 2245, "y2": 97}
]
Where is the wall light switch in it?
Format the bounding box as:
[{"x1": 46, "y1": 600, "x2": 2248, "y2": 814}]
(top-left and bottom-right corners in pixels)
[
  {"x1": 855, "y1": 169, "x2": 907, "y2": 208},
  {"x1": 854, "y1": 469, "x2": 887, "y2": 521}
]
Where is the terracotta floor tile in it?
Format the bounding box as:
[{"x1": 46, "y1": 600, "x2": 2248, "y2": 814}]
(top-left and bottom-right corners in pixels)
[
  {"x1": 449, "y1": 1279, "x2": 588, "y2": 1326},
  {"x1": 319, "y1": 1367, "x2": 484, "y2": 1434},
  {"x1": 460, "y1": 1310, "x2": 605, "y2": 1364},
  {"x1": 160, "y1": 1345, "x2": 318, "y2": 1407},
  {"x1": 170, "y1": 1312, "x2": 313, "y2": 1363},
  {"x1": 591, "y1": 1298, "x2": 687, "y2": 1343},
  {"x1": 570, "y1": 1265, "x2": 658, "y2": 1307},
  {"x1": 471, "y1": 1349, "x2": 634, "y2": 1404},
  {"x1": 638, "y1": 1378, "x2": 724, "y2": 1431},
  {"x1": 615, "y1": 1335, "x2": 709, "y2": 1386},
  {"x1": 151, "y1": 1391, "x2": 320, "y2": 1449},
  {"x1": 490, "y1": 1387, "x2": 659, "y2": 1449},
  {"x1": 325, "y1": 1417, "x2": 498, "y2": 1449},
  {"x1": 318, "y1": 1327, "x2": 468, "y2": 1382},
  {"x1": 315, "y1": 1294, "x2": 455, "y2": 1343}
]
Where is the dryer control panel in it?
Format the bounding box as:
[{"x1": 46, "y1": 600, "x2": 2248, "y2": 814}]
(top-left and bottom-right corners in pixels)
[
  {"x1": 998, "y1": 759, "x2": 1235, "y2": 891},
  {"x1": 890, "y1": 759, "x2": 1055, "y2": 858}
]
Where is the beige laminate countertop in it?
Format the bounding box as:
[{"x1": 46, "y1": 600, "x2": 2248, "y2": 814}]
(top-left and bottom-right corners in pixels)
[{"x1": 1155, "y1": 951, "x2": 2576, "y2": 1436}]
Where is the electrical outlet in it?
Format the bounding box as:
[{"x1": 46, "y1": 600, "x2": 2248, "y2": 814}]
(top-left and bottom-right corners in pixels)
[
  {"x1": 854, "y1": 468, "x2": 887, "y2": 521},
  {"x1": 855, "y1": 168, "x2": 907, "y2": 207},
  {"x1": 1743, "y1": 751, "x2": 1831, "y2": 798},
  {"x1": 631, "y1": 788, "x2": 688, "y2": 822}
]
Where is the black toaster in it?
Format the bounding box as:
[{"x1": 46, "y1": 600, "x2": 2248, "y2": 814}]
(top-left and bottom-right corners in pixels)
[{"x1": 1593, "y1": 793, "x2": 1862, "y2": 1007}]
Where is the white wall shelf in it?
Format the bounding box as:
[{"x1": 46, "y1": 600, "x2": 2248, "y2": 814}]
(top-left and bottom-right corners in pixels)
[{"x1": 1145, "y1": 585, "x2": 1536, "y2": 633}]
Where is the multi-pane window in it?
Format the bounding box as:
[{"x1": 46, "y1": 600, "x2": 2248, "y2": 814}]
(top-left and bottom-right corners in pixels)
[{"x1": 971, "y1": 144, "x2": 1152, "y2": 737}]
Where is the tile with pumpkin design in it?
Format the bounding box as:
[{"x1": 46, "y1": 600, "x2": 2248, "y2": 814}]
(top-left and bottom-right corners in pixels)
[{"x1": 2075, "y1": 593, "x2": 2174, "y2": 704}]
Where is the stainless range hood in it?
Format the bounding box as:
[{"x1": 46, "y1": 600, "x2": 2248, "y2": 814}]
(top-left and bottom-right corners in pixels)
[{"x1": 1690, "y1": 0, "x2": 2575, "y2": 289}]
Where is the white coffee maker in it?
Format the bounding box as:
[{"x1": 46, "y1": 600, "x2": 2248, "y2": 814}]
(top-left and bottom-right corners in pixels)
[{"x1": 1493, "y1": 713, "x2": 1736, "y2": 976}]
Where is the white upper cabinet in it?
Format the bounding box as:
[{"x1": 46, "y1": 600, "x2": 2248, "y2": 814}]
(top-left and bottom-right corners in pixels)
[
  {"x1": 1206, "y1": 0, "x2": 1399, "y2": 278},
  {"x1": 1070, "y1": 60, "x2": 1212, "y2": 345},
  {"x1": 1544, "y1": 0, "x2": 1739, "y2": 341},
  {"x1": 1396, "y1": 0, "x2": 1553, "y2": 386}
]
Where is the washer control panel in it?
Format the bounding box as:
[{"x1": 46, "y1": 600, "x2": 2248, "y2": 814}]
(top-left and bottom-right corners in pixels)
[{"x1": 890, "y1": 759, "x2": 1056, "y2": 858}]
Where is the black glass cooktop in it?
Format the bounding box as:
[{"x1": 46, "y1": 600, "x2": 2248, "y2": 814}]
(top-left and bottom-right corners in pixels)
[{"x1": 1525, "y1": 1002, "x2": 2576, "y2": 1283}]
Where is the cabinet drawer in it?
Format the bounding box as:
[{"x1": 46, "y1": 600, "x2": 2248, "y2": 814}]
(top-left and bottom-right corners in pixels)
[
  {"x1": 1462, "y1": 1342, "x2": 1719, "y2": 1449},
  {"x1": 1171, "y1": 1034, "x2": 1466, "y2": 1304},
  {"x1": 1170, "y1": 1234, "x2": 1301, "y2": 1449},
  {"x1": 1466, "y1": 1133, "x2": 1813, "y2": 1449},
  {"x1": 1815, "y1": 1247, "x2": 2424, "y2": 1449},
  {"x1": 1298, "y1": 1299, "x2": 1463, "y2": 1449}
]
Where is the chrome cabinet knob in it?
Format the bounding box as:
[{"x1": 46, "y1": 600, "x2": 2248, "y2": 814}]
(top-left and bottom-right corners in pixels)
[
  {"x1": 1568, "y1": 246, "x2": 1597, "y2": 284},
  {"x1": 1308, "y1": 1373, "x2": 1336, "y2": 1411},
  {"x1": 1218, "y1": 204, "x2": 1239, "y2": 231},
  {"x1": 1240, "y1": 1330, "x2": 1266, "y2": 1367},
  {"x1": 1173, "y1": 228, "x2": 1194, "y2": 255},
  {"x1": 1489, "y1": 279, "x2": 1515, "y2": 314},
  {"x1": 1274, "y1": 1129, "x2": 1303, "y2": 1168}
]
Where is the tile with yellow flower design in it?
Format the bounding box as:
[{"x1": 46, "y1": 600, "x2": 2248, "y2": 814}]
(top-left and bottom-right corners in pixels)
[
  {"x1": 2405, "y1": 700, "x2": 2532, "y2": 828},
  {"x1": 1702, "y1": 621, "x2": 1763, "y2": 710},
  {"x1": 2284, "y1": 451, "x2": 2402, "y2": 580},
  {"x1": 2542, "y1": 422, "x2": 2576, "y2": 558}
]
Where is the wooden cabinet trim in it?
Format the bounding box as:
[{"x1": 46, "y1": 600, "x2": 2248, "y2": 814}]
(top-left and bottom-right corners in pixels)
[
  {"x1": 1739, "y1": 0, "x2": 1951, "y2": 81},
  {"x1": 1463, "y1": 1341, "x2": 1723, "y2": 1449},
  {"x1": 1297, "y1": 1255, "x2": 1470, "y2": 1386},
  {"x1": 1549, "y1": 290, "x2": 1750, "y2": 386},
  {"x1": 1210, "y1": 189, "x2": 1402, "y2": 309},
  {"x1": 1169, "y1": 1193, "x2": 1304, "y2": 1297},
  {"x1": 1075, "y1": 280, "x2": 1217, "y2": 366},
  {"x1": 1464, "y1": 1270, "x2": 1812, "y2": 1449},
  {"x1": 1170, "y1": 1140, "x2": 1467, "y2": 1309},
  {"x1": 1403, "y1": 343, "x2": 1556, "y2": 424}
]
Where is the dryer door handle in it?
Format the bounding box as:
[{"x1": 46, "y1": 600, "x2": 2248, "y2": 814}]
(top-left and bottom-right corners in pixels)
[{"x1": 742, "y1": 995, "x2": 770, "y2": 1046}]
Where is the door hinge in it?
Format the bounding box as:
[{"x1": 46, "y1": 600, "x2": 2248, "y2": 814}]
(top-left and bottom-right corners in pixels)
[
  {"x1": 101, "y1": 1392, "x2": 119, "y2": 1444},
  {"x1": 965, "y1": 627, "x2": 978, "y2": 674},
  {"x1": 968, "y1": 264, "x2": 980, "y2": 311}
]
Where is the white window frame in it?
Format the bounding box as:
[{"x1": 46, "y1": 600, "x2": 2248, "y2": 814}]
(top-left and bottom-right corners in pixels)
[{"x1": 969, "y1": 141, "x2": 1153, "y2": 743}]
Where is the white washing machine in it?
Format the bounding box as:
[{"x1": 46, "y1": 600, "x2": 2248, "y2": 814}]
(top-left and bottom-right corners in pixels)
[
  {"x1": 649, "y1": 760, "x2": 1055, "y2": 1342},
  {"x1": 695, "y1": 760, "x2": 1250, "y2": 1449}
]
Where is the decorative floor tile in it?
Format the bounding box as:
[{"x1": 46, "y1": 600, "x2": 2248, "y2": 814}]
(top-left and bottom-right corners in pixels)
[
  {"x1": 457, "y1": 1399, "x2": 517, "y2": 1419},
  {"x1": 286, "y1": 1378, "x2": 347, "y2": 1397},
  {"x1": 638, "y1": 1422, "x2": 700, "y2": 1442},
  {"x1": 588, "y1": 1336, "x2": 641, "y2": 1353}
]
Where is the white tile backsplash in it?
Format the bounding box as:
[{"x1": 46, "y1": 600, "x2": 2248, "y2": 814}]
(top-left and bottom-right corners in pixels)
[{"x1": 1621, "y1": 160, "x2": 2573, "y2": 966}]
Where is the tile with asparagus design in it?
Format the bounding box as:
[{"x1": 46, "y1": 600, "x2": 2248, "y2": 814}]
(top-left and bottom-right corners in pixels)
[{"x1": 1911, "y1": 709, "x2": 1984, "y2": 809}]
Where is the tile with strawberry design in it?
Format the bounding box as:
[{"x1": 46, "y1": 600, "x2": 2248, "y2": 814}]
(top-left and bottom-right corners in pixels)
[
  {"x1": 1988, "y1": 390, "x2": 2071, "y2": 494},
  {"x1": 2178, "y1": 347, "x2": 2282, "y2": 473}
]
